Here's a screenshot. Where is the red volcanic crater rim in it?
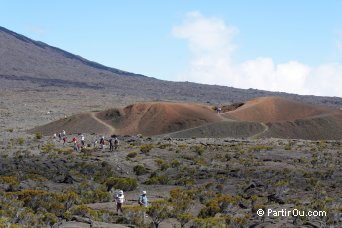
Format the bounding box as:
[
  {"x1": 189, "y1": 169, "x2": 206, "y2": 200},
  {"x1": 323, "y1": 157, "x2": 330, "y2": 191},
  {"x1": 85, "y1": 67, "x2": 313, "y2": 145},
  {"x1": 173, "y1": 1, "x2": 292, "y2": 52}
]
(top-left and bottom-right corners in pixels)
[
  {"x1": 224, "y1": 96, "x2": 335, "y2": 122},
  {"x1": 99, "y1": 102, "x2": 222, "y2": 136}
]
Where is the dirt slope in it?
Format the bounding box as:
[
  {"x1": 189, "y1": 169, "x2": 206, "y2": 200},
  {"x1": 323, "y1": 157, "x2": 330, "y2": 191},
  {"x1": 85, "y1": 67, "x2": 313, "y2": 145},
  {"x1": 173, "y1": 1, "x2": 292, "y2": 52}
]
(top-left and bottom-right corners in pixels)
[
  {"x1": 98, "y1": 102, "x2": 222, "y2": 136},
  {"x1": 225, "y1": 96, "x2": 334, "y2": 122},
  {"x1": 30, "y1": 112, "x2": 114, "y2": 135},
  {"x1": 31, "y1": 102, "x2": 222, "y2": 136},
  {"x1": 163, "y1": 121, "x2": 265, "y2": 138},
  {"x1": 261, "y1": 111, "x2": 342, "y2": 140},
  {"x1": 30, "y1": 98, "x2": 342, "y2": 140}
]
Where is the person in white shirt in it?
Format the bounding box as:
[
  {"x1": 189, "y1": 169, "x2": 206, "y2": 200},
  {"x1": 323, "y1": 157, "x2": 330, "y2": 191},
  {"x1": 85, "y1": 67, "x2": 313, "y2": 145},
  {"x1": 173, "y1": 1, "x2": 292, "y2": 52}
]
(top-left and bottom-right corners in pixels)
[
  {"x1": 115, "y1": 190, "x2": 125, "y2": 214},
  {"x1": 81, "y1": 134, "x2": 85, "y2": 147}
]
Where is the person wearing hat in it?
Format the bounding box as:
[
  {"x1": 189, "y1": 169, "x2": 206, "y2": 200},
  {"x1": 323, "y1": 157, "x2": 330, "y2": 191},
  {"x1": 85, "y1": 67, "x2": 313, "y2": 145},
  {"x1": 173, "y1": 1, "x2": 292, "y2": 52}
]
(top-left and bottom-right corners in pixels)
[
  {"x1": 138, "y1": 191, "x2": 148, "y2": 207},
  {"x1": 115, "y1": 190, "x2": 125, "y2": 214}
]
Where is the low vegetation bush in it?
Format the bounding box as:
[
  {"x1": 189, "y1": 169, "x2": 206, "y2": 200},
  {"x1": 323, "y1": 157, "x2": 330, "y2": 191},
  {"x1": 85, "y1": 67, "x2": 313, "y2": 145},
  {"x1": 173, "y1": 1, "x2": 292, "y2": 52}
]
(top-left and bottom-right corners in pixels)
[
  {"x1": 155, "y1": 159, "x2": 169, "y2": 171},
  {"x1": 140, "y1": 144, "x2": 154, "y2": 154},
  {"x1": 81, "y1": 188, "x2": 111, "y2": 203},
  {"x1": 35, "y1": 132, "x2": 43, "y2": 140},
  {"x1": 0, "y1": 176, "x2": 19, "y2": 191},
  {"x1": 158, "y1": 143, "x2": 171, "y2": 149},
  {"x1": 193, "y1": 217, "x2": 225, "y2": 228},
  {"x1": 105, "y1": 177, "x2": 138, "y2": 191},
  {"x1": 70, "y1": 204, "x2": 99, "y2": 220},
  {"x1": 122, "y1": 205, "x2": 147, "y2": 227},
  {"x1": 17, "y1": 189, "x2": 78, "y2": 217},
  {"x1": 127, "y1": 151, "x2": 138, "y2": 159},
  {"x1": 41, "y1": 143, "x2": 55, "y2": 153},
  {"x1": 248, "y1": 144, "x2": 274, "y2": 152},
  {"x1": 17, "y1": 137, "x2": 25, "y2": 146},
  {"x1": 170, "y1": 159, "x2": 180, "y2": 168},
  {"x1": 145, "y1": 175, "x2": 170, "y2": 185},
  {"x1": 133, "y1": 165, "x2": 148, "y2": 175},
  {"x1": 193, "y1": 145, "x2": 205, "y2": 155}
]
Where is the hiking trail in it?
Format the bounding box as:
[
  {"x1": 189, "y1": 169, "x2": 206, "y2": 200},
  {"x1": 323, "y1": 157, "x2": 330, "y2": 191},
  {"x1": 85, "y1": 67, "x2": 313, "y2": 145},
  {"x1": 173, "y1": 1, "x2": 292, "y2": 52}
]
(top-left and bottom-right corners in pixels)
[
  {"x1": 250, "y1": 122, "x2": 269, "y2": 139},
  {"x1": 91, "y1": 112, "x2": 116, "y2": 134}
]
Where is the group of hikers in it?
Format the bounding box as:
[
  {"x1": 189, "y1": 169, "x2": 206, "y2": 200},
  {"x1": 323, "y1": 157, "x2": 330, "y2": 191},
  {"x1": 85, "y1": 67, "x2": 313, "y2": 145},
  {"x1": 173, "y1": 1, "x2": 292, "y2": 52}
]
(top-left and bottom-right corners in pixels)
[
  {"x1": 52, "y1": 131, "x2": 148, "y2": 214},
  {"x1": 53, "y1": 130, "x2": 119, "y2": 152},
  {"x1": 113, "y1": 190, "x2": 149, "y2": 215}
]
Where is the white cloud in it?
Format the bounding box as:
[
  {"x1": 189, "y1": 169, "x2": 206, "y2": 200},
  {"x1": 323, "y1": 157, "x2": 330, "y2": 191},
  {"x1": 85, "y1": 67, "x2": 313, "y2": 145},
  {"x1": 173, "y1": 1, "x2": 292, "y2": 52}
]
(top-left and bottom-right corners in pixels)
[{"x1": 172, "y1": 12, "x2": 342, "y2": 97}]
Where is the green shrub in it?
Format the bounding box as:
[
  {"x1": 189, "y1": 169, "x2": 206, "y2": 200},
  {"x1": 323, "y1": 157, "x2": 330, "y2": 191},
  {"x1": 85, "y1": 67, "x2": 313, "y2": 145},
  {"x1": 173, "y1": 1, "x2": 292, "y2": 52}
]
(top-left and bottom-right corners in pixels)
[
  {"x1": 193, "y1": 217, "x2": 225, "y2": 228},
  {"x1": 105, "y1": 177, "x2": 138, "y2": 191},
  {"x1": 284, "y1": 141, "x2": 294, "y2": 150},
  {"x1": 193, "y1": 145, "x2": 205, "y2": 155},
  {"x1": 147, "y1": 200, "x2": 172, "y2": 228},
  {"x1": 171, "y1": 159, "x2": 180, "y2": 168},
  {"x1": 158, "y1": 144, "x2": 171, "y2": 149},
  {"x1": 0, "y1": 176, "x2": 19, "y2": 187},
  {"x1": 17, "y1": 137, "x2": 25, "y2": 146},
  {"x1": 42, "y1": 212, "x2": 58, "y2": 226},
  {"x1": 133, "y1": 165, "x2": 148, "y2": 175},
  {"x1": 70, "y1": 204, "x2": 99, "y2": 220},
  {"x1": 178, "y1": 144, "x2": 188, "y2": 150},
  {"x1": 199, "y1": 195, "x2": 239, "y2": 218},
  {"x1": 17, "y1": 189, "x2": 76, "y2": 216},
  {"x1": 248, "y1": 144, "x2": 274, "y2": 152},
  {"x1": 122, "y1": 205, "x2": 147, "y2": 227},
  {"x1": 82, "y1": 188, "x2": 111, "y2": 203},
  {"x1": 175, "y1": 177, "x2": 195, "y2": 186},
  {"x1": 41, "y1": 143, "x2": 55, "y2": 153},
  {"x1": 155, "y1": 159, "x2": 169, "y2": 171},
  {"x1": 177, "y1": 213, "x2": 193, "y2": 228},
  {"x1": 35, "y1": 132, "x2": 43, "y2": 140},
  {"x1": 140, "y1": 144, "x2": 154, "y2": 154},
  {"x1": 127, "y1": 151, "x2": 137, "y2": 159},
  {"x1": 145, "y1": 175, "x2": 170, "y2": 185}
]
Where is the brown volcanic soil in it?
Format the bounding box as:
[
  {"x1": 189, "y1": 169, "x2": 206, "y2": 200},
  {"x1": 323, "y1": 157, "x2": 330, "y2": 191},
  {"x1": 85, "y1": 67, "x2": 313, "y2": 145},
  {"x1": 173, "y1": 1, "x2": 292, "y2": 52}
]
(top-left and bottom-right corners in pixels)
[
  {"x1": 31, "y1": 112, "x2": 115, "y2": 135},
  {"x1": 31, "y1": 97, "x2": 342, "y2": 140},
  {"x1": 98, "y1": 102, "x2": 222, "y2": 136},
  {"x1": 32, "y1": 102, "x2": 222, "y2": 136},
  {"x1": 225, "y1": 96, "x2": 334, "y2": 122},
  {"x1": 262, "y1": 111, "x2": 342, "y2": 140},
  {"x1": 163, "y1": 120, "x2": 265, "y2": 138}
]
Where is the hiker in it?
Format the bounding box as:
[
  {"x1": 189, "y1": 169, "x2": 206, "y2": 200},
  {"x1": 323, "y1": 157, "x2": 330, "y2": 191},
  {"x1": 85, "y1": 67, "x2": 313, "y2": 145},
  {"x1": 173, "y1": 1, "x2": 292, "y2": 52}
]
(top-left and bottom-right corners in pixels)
[
  {"x1": 93, "y1": 139, "x2": 98, "y2": 148},
  {"x1": 81, "y1": 134, "x2": 85, "y2": 147},
  {"x1": 63, "y1": 136, "x2": 67, "y2": 145},
  {"x1": 62, "y1": 130, "x2": 66, "y2": 137},
  {"x1": 138, "y1": 191, "x2": 148, "y2": 207},
  {"x1": 53, "y1": 133, "x2": 57, "y2": 139},
  {"x1": 114, "y1": 137, "x2": 119, "y2": 150},
  {"x1": 115, "y1": 190, "x2": 125, "y2": 214},
  {"x1": 216, "y1": 105, "x2": 222, "y2": 113},
  {"x1": 109, "y1": 137, "x2": 114, "y2": 152},
  {"x1": 99, "y1": 136, "x2": 105, "y2": 150},
  {"x1": 58, "y1": 132, "x2": 62, "y2": 141},
  {"x1": 73, "y1": 141, "x2": 78, "y2": 151}
]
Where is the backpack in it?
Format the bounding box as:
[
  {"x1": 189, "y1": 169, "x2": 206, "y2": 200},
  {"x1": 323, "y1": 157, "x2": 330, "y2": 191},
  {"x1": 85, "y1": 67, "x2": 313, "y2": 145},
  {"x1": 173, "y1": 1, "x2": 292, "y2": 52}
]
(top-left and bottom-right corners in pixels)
[{"x1": 114, "y1": 138, "x2": 119, "y2": 145}]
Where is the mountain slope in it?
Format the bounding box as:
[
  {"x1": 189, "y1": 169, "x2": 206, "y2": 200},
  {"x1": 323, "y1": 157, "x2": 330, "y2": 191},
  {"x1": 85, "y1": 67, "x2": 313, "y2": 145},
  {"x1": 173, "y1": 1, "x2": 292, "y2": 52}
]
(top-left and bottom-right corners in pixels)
[{"x1": 1, "y1": 25, "x2": 342, "y2": 107}]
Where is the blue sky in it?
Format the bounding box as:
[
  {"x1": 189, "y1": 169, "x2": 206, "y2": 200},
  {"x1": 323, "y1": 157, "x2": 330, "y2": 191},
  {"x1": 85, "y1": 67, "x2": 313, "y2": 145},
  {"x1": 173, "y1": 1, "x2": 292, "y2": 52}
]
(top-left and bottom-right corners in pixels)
[{"x1": 1, "y1": 1, "x2": 342, "y2": 96}]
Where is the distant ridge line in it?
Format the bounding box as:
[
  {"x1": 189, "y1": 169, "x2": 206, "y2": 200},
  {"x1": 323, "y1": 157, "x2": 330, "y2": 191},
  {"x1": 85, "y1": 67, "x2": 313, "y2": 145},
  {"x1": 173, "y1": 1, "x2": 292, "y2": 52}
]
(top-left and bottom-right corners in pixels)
[{"x1": 0, "y1": 26, "x2": 146, "y2": 78}]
